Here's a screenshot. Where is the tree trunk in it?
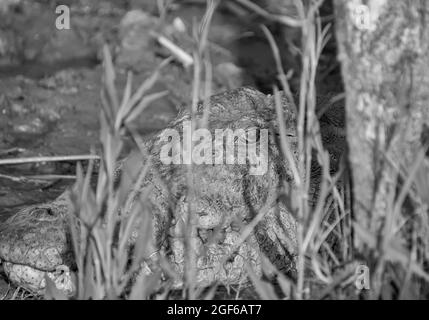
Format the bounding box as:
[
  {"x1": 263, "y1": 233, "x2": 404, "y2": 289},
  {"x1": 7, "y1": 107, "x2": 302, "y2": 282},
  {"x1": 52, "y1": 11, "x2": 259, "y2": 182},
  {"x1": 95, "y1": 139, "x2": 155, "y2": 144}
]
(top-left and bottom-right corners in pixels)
[{"x1": 334, "y1": 1, "x2": 429, "y2": 248}]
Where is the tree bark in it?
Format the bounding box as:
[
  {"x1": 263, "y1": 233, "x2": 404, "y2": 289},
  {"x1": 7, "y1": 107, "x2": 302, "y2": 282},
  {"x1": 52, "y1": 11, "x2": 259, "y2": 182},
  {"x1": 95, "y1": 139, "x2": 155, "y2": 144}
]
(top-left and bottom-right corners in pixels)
[{"x1": 334, "y1": 1, "x2": 429, "y2": 241}]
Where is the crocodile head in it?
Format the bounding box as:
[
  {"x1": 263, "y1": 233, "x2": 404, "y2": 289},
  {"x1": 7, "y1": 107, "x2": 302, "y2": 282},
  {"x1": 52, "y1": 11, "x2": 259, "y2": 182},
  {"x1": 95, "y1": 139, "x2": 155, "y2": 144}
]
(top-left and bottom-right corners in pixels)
[{"x1": 0, "y1": 87, "x2": 300, "y2": 295}]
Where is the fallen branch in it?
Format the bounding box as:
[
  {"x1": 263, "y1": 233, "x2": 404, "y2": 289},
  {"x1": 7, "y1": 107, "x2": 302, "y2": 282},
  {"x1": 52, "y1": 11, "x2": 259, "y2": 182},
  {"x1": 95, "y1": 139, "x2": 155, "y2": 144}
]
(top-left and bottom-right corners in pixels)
[{"x1": 0, "y1": 155, "x2": 100, "y2": 166}]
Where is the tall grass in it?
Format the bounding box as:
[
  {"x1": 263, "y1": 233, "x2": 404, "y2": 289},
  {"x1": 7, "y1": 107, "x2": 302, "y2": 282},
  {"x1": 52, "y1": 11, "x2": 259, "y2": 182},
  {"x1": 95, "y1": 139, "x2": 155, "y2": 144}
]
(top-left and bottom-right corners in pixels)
[
  {"x1": 233, "y1": 0, "x2": 429, "y2": 300},
  {"x1": 45, "y1": 45, "x2": 171, "y2": 299},
  {"x1": 252, "y1": 0, "x2": 352, "y2": 299},
  {"x1": 47, "y1": 1, "x2": 222, "y2": 300},
  {"x1": 47, "y1": 0, "x2": 429, "y2": 300},
  {"x1": 259, "y1": 0, "x2": 429, "y2": 300}
]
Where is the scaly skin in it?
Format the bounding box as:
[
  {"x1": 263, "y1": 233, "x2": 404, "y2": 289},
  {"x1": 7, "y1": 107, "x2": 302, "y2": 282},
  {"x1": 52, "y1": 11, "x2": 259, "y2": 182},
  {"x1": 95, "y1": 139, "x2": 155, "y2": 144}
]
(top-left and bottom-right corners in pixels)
[
  {"x1": 0, "y1": 192, "x2": 75, "y2": 295},
  {"x1": 0, "y1": 87, "x2": 345, "y2": 295},
  {"x1": 144, "y1": 87, "x2": 299, "y2": 288}
]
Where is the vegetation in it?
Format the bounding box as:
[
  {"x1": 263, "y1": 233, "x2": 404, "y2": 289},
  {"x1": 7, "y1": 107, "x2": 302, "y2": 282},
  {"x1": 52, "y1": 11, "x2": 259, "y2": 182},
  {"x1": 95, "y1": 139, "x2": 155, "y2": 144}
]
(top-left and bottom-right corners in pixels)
[{"x1": 2, "y1": 0, "x2": 429, "y2": 300}]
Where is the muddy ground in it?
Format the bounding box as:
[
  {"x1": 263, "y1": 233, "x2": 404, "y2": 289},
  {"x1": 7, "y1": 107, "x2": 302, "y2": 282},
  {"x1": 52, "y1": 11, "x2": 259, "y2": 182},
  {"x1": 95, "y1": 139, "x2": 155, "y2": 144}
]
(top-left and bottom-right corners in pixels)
[{"x1": 0, "y1": 0, "x2": 341, "y2": 298}]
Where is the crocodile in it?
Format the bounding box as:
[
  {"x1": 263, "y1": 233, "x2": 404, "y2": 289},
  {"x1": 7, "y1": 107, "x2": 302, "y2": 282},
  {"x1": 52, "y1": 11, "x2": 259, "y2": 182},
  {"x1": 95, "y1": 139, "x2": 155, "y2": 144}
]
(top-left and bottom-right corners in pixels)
[{"x1": 0, "y1": 87, "x2": 345, "y2": 296}]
